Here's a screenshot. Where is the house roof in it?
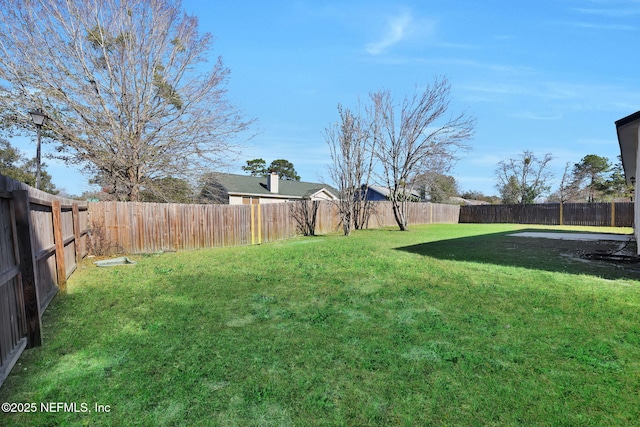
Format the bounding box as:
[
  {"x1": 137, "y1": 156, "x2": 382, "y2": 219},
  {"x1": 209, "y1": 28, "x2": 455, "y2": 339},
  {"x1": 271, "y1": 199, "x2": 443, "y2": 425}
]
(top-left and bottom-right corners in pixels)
[
  {"x1": 615, "y1": 110, "x2": 640, "y2": 185},
  {"x1": 210, "y1": 173, "x2": 338, "y2": 199},
  {"x1": 448, "y1": 196, "x2": 489, "y2": 206},
  {"x1": 367, "y1": 185, "x2": 421, "y2": 198}
]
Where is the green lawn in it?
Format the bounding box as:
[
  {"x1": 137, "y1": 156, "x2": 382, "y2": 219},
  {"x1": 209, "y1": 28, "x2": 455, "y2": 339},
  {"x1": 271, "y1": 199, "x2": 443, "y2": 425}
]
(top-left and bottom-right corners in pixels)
[{"x1": 1, "y1": 224, "x2": 640, "y2": 426}]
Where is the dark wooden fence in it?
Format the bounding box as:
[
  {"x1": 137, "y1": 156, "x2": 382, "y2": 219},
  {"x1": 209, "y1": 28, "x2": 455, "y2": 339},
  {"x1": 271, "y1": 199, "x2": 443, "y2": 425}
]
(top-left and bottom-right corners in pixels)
[
  {"x1": 87, "y1": 201, "x2": 461, "y2": 254},
  {"x1": 459, "y1": 202, "x2": 634, "y2": 227},
  {"x1": 0, "y1": 174, "x2": 89, "y2": 387}
]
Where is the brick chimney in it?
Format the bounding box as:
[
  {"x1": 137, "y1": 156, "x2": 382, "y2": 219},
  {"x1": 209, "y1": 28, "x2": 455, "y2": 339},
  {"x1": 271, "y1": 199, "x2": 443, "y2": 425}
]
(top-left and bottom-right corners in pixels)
[{"x1": 267, "y1": 172, "x2": 279, "y2": 193}]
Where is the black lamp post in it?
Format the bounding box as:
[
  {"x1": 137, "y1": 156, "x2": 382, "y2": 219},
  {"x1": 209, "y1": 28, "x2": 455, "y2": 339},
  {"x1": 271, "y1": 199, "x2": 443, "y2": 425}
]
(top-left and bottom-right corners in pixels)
[{"x1": 28, "y1": 109, "x2": 48, "y2": 190}]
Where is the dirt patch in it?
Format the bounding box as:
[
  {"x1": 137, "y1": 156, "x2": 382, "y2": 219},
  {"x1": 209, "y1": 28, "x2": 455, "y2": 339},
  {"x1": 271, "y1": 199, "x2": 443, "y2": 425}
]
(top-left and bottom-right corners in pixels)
[
  {"x1": 510, "y1": 232, "x2": 640, "y2": 270},
  {"x1": 398, "y1": 229, "x2": 640, "y2": 280},
  {"x1": 531, "y1": 237, "x2": 640, "y2": 274}
]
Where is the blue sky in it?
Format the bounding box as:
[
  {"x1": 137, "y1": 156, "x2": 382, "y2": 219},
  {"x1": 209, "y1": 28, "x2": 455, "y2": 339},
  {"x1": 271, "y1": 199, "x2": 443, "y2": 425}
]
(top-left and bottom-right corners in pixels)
[{"x1": 15, "y1": 0, "x2": 640, "y2": 197}]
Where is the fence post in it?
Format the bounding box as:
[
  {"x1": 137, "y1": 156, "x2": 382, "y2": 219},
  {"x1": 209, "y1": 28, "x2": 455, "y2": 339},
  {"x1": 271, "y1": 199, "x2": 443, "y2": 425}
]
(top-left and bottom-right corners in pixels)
[
  {"x1": 12, "y1": 191, "x2": 42, "y2": 348},
  {"x1": 559, "y1": 203, "x2": 563, "y2": 225},
  {"x1": 257, "y1": 204, "x2": 262, "y2": 244},
  {"x1": 52, "y1": 200, "x2": 67, "y2": 292},
  {"x1": 250, "y1": 204, "x2": 255, "y2": 245},
  {"x1": 611, "y1": 202, "x2": 615, "y2": 227},
  {"x1": 72, "y1": 203, "x2": 81, "y2": 263}
]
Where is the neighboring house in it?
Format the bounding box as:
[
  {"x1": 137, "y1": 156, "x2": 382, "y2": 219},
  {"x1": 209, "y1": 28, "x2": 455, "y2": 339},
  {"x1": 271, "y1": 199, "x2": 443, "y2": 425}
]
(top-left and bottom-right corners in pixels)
[
  {"x1": 615, "y1": 110, "x2": 640, "y2": 253},
  {"x1": 201, "y1": 172, "x2": 338, "y2": 204},
  {"x1": 364, "y1": 185, "x2": 423, "y2": 201},
  {"x1": 363, "y1": 185, "x2": 487, "y2": 205}
]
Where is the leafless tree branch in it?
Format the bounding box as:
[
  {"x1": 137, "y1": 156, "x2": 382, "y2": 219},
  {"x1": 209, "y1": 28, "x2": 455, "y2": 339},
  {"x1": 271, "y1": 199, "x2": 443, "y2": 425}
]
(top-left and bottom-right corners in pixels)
[
  {"x1": 370, "y1": 77, "x2": 475, "y2": 230},
  {"x1": 0, "y1": 0, "x2": 254, "y2": 201},
  {"x1": 325, "y1": 102, "x2": 377, "y2": 235}
]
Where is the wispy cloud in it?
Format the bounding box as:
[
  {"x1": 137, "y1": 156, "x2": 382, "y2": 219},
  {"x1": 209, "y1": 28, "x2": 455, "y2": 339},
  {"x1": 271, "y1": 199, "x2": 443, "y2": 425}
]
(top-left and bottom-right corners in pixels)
[
  {"x1": 467, "y1": 154, "x2": 505, "y2": 167},
  {"x1": 574, "y1": 7, "x2": 640, "y2": 17},
  {"x1": 459, "y1": 82, "x2": 532, "y2": 99},
  {"x1": 508, "y1": 112, "x2": 564, "y2": 121},
  {"x1": 460, "y1": 79, "x2": 640, "y2": 113},
  {"x1": 563, "y1": 2, "x2": 640, "y2": 31},
  {"x1": 575, "y1": 137, "x2": 618, "y2": 147},
  {"x1": 567, "y1": 21, "x2": 637, "y2": 31},
  {"x1": 363, "y1": 56, "x2": 531, "y2": 76},
  {"x1": 434, "y1": 58, "x2": 531, "y2": 74},
  {"x1": 365, "y1": 10, "x2": 413, "y2": 55}
]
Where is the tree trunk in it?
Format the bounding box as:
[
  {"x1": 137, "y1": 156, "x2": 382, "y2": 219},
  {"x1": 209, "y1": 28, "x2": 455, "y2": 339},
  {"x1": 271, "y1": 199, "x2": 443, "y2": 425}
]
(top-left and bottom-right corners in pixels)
[
  {"x1": 342, "y1": 211, "x2": 352, "y2": 236},
  {"x1": 391, "y1": 200, "x2": 408, "y2": 231},
  {"x1": 128, "y1": 185, "x2": 140, "y2": 202},
  {"x1": 127, "y1": 164, "x2": 142, "y2": 202}
]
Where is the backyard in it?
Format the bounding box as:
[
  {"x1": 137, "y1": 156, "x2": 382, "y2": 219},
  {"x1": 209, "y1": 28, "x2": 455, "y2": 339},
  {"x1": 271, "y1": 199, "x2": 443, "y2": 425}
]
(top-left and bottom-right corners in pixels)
[{"x1": 1, "y1": 223, "x2": 639, "y2": 426}]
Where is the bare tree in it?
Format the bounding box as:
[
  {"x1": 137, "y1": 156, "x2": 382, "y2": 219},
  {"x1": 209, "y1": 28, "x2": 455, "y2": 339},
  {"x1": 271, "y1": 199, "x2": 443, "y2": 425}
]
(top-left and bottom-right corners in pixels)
[
  {"x1": 554, "y1": 161, "x2": 582, "y2": 203},
  {"x1": 371, "y1": 77, "x2": 475, "y2": 230},
  {"x1": 325, "y1": 104, "x2": 376, "y2": 235},
  {"x1": 289, "y1": 199, "x2": 319, "y2": 236},
  {"x1": 495, "y1": 150, "x2": 553, "y2": 204},
  {"x1": 0, "y1": 0, "x2": 253, "y2": 201}
]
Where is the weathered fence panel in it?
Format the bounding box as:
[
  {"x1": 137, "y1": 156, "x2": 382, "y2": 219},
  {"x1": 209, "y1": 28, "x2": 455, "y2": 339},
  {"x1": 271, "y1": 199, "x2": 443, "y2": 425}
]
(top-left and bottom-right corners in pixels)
[
  {"x1": 0, "y1": 174, "x2": 89, "y2": 388},
  {"x1": 460, "y1": 202, "x2": 633, "y2": 227},
  {"x1": 614, "y1": 202, "x2": 634, "y2": 227},
  {"x1": 0, "y1": 190, "x2": 26, "y2": 389},
  {"x1": 359, "y1": 202, "x2": 460, "y2": 229},
  {"x1": 562, "y1": 203, "x2": 609, "y2": 226},
  {"x1": 88, "y1": 201, "x2": 461, "y2": 255},
  {"x1": 261, "y1": 203, "x2": 299, "y2": 242}
]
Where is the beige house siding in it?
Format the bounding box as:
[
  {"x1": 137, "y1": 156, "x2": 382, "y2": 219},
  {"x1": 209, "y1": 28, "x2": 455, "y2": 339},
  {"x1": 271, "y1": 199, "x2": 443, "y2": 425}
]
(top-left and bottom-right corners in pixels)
[
  {"x1": 229, "y1": 193, "x2": 292, "y2": 205},
  {"x1": 226, "y1": 188, "x2": 338, "y2": 205},
  {"x1": 257, "y1": 197, "x2": 289, "y2": 204},
  {"x1": 310, "y1": 190, "x2": 336, "y2": 201}
]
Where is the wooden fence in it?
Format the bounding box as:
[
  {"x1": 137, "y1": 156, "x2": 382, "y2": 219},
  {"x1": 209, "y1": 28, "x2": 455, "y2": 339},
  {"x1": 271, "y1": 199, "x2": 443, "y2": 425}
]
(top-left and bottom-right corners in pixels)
[
  {"x1": 87, "y1": 200, "x2": 461, "y2": 254},
  {"x1": 459, "y1": 202, "x2": 634, "y2": 227},
  {"x1": 0, "y1": 174, "x2": 89, "y2": 387}
]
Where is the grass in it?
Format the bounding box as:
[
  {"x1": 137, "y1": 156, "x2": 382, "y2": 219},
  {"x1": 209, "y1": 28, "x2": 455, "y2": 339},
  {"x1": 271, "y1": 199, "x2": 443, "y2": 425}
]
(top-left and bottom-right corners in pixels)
[{"x1": 1, "y1": 223, "x2": 640, "y2": 426}]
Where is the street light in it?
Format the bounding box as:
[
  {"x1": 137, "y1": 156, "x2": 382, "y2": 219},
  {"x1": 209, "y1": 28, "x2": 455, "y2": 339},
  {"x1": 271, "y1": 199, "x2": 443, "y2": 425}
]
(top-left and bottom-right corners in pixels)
[{"x1": 28, "y1": 108, "x2": 48, "y2": 190}]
